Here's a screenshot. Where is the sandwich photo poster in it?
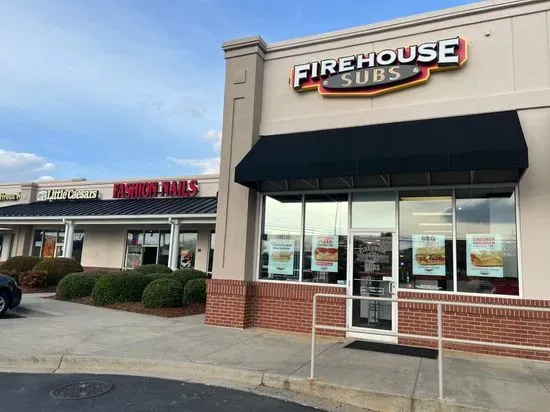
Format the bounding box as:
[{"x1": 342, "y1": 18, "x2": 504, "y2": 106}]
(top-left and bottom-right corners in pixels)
[
  {"x1": 412, "y1": 234, "x2": 446, "y2": 276},
  {"x1": 268, "y1": 238, "x2": 295, "y2": 276},
  {"x1": 466, "y1": 234, "x2": 504, "y2": 278},
  {"x1": 311, "y1": 235, "x2": 338, "y2": 273}
]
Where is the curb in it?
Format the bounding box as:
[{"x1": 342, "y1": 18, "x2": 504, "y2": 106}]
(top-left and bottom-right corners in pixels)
[{"x1": 0, "y1": 354, "x2": 501, "y2": 412}]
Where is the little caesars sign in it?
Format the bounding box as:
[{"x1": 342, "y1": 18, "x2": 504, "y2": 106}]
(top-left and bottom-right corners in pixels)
[
  {"x1": 37, "y1": 189, "x2": 100, "y2": 201},
  {"x1": 291, "y1": 37, "x2": 467, "y2": 96}
]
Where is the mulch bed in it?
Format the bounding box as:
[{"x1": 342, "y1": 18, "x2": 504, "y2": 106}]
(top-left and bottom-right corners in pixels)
[
  {"x1": 68, "y1": 296, "x2": 206, "y2": 318},
  {"x1": 21, "y1": 286, "x2": 57, "y2": 294}
]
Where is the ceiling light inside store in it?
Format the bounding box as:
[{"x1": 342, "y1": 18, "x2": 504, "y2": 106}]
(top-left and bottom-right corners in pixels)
[
  {"x1": 424, "y1": 230, "x2": 452, "y2": 233},
  {"x1": 411, "y1": 212, "x2": 452, "y2": 216},
  {"x1": 418, "y1": 223, "x2": 453, "y2": 226},
  {"x1": 400, "y1": 196, "x2": 452, "y2": 201}
]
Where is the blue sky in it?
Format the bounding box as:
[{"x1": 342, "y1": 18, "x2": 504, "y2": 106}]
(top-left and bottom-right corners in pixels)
[{"x1": 0, "y1": 0, "x2": 477, "y2": 182}]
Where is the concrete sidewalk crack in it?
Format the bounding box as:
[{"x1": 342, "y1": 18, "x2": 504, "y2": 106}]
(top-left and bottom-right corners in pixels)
[
  {"x1": 523, "y1": 360, "x2": 550, "y2": 393},
  {"x1": 51, "y1": 353, "x2": 66, "y2": 374},
  {"x1": 201, "y1": 331, "x2": 267, "y2": 360},
  {"x1": 287, "y1": 341, "x2": 337, "y2": 379},
  {"x1": 411, "y1": 358, "x2": 422, "y2": 399}
]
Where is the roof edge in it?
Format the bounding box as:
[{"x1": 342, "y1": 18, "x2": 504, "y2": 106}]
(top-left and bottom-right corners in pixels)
[{"x1": 264, "y1": 0, "x2": 544, "y2": 52}]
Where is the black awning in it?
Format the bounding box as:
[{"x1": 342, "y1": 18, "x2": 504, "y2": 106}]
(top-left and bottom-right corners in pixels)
[
  {"x1": 235, "y1": 111, "x2": 528, "y2": 190},
  {"x1": 0, "y1": 197, "x2": 217, "y2": 218}
]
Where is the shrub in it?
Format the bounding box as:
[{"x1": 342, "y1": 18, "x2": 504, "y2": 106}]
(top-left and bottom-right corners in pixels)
[
  {"x1": 133, "y1": 264, "x2": 172, "y2": 275},
  {"x1": 172, "y1": 269, "x2": 206, "y2": 288},
  {"x1": 142, "y1": 272, "x2": 172, "y2": 284},
  {"x1": 91, "y1": 273, "x2": 150, "y2": 306},
  {"x1": 2, "y1": 270, "x2": 20, "y2": 282},
  {"x1": 33, "y1": 258, "x2": 83, "y2": 286},
  {"x1": 142, "y1": 279, "x2": 183, "y2": 308},
  {"x1": 56, "y1": 272, "x2": 105, "y2": 301},
  {"x1": 1, "y1": 256, "x2": 40, "y2": 273},
  {"x1": 182, "y1": 278, "x2": 206, "y2": 304},
  {"x1": 19, "y1": 271, "x2": 48, "y2": 288}
]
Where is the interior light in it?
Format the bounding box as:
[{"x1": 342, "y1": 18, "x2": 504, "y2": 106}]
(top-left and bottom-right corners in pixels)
[
  {"x1": 400, "y1": 196, "x2": 452, "y2": 201},
  {"x1": 424, "y1": 230, "x2": 452, "y2": 233},
  {"x1": 418, "y1": 223, "x2": 453, "y2": 226},
  {"x1": 411, "y1": 212, "x2": 452, "y2": 216}
]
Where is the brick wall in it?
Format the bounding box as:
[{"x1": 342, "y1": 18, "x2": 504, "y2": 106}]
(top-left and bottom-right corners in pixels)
[
  {"x1": 398, "y1": 291, "x2": 550, "y2": 360},
  {"x1": 206, "y1": 279, "x2": 346, "y2": 336}
]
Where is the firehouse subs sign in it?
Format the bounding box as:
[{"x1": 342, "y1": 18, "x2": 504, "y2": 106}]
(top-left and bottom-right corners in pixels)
[{"x1": 291, "y1": 37, "x2": 467, "y2": 97}]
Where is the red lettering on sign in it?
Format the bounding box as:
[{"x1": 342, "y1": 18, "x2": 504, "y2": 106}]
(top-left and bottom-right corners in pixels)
[
  {"x1": 112, "y1": 180, "x2": 200, "y2": 199},
  {"x1": 188, "y1": 179, "x2": 199, "y2": 197},
  {"x1": 170, "y1": 181, "x2": 179, "y2": 197}
]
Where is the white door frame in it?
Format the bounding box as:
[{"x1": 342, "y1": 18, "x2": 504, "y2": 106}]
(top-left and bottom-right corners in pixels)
[{"x1": 346, "y1": 230, "x2": 398, "y2": 343}]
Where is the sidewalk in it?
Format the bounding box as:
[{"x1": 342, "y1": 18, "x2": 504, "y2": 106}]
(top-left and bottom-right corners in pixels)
[{"x1": 1, "y1": 294, "x2": 549, "y2": 412}]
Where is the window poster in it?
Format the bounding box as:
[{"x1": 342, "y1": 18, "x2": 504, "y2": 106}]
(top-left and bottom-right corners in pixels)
[
  {"x1": 268, "y1": 238, "x2": 294, "y2": 276},
  {"x1": 412, "y1": 234, "x2": 446, "y2": 276},
  {"x1": 311, "y1": 236, "x2": 338, "y2": 273},
  {"x1": 466, "y1": 234, "x2": 504, "y2": 278},
  {"x1": 42, "y1": 237, "x2": 56, "y2": 259}
]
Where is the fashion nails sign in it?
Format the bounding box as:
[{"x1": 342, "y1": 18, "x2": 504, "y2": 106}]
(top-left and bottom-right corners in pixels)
[{"x1": 290, "y1": 37, "x2": 467, "y2": 97}]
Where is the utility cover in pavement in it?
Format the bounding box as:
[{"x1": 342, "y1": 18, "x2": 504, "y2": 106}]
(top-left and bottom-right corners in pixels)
[{"x1": 50, "y1": 380, "x2": 114, "y2": 400}]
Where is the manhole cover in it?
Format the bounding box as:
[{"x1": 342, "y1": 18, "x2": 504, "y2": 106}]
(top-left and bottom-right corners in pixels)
[{"x1": 50, "y1": 380, "x2": 114, "y2": 400}]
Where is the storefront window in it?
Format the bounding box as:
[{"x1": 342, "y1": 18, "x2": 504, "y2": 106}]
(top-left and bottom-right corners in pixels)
[
  {"x1": 259, "y1": 195, "x2": 302, "y2": 281},
  {"x1": 456, "y1": 189, "x2": 519, "y2": 295},
  {"x1": 303, "y1": 194, "x2": 348, "y2": 285},
  {"x1": 399, "y1": 191, "x2": 453, "y2": 291},
  {"x1": 352, "y1": 192, "x2": 396, "y2": 229},
  {"x1": 258, "y1": 188, "x2": 520, "y2": 295},
  {"x1": 31, "y1": 229, "x2": 85, "y2": 263},
  {"x1": 179, "y1": 232, "x2": 197, "y2": 269},
  {"x1": 158, "y1": 231, "x2": 171, "y2": 267}
]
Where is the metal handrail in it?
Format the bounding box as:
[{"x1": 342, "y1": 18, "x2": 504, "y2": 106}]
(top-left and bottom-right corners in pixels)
[{"x1": 310, "y1": 293, "x2": 550, "y2": 400}]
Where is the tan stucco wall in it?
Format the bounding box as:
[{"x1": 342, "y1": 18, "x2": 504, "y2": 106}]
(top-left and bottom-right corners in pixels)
[
  {"x1": 80, "y1": 226, "x2": 127, "y2": 269},
  {"x1": 216, "y1": 0, "x2": 550, "y2": 298},
  {"x1": 260, "y1": 1, "x2": 550, "y2": 135},
  {"x1": 517, "y1": 108, "x2": 550, "y2": 299}
]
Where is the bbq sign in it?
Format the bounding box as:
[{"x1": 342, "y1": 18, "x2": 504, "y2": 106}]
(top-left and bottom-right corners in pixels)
[{"x1": 291, "y1": 37, "x2": 467, "y2": 97}]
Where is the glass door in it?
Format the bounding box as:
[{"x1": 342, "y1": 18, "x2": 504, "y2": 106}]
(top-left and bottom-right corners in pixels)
[{"x1": 348, "y1": 232, "x2": 397, "y2": 342}]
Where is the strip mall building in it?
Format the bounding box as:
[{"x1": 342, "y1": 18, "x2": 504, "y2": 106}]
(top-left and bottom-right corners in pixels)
[
  {"x1": 0, "y1": 176, "x2": 218, "y2": 273},
  {"x1": 205, "y1": 0, "x2": 550, "y2": 359}
]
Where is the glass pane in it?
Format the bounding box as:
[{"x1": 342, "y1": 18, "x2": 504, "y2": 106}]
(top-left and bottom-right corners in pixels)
[
  {"x1": 144, "y1": 231, "x2": 160, "y2": 246},
  {"x1": 352, "y1": 233, "x2": 393, "y2": 331},
  {"x1": 456, "y1": 188, "x2": 518, "y2": 295},
  {"x1": 208, "y1": 232, "x2": 215, "y2": 274},
  {"x1": 32, "y1": 230, "x2": 43, "y2": 257},
  {"x1": 159, "y1": 231, "x2": 171, "y2": 248},
  {"x1": 179, "y1": 232, "x2": 197, "y2": 269},
  {"x1": 126, "y1": 245, "x2": 142, "y2": 269},
  {"x1": 352, "y1": 192, "x2": 396, "y2": 229},
  {"x1": 399, "y1": 191, "x2": 453, "y2": 291},
  {"x1": 42, "y1": 231, "x2": 57, "y2": 258},
  {"x1": 303, "y1": 194, "x2": 348, "y2": 285},
  {"x1": 260, "y1": 195, "x2": 302, "y2": 281},
  {"x1": 72, "y1": 231, "x2": 84, "y2": 263},
  {"x1": 57, "y1": 230, "x2": 65, "y2": 244},
  {"x1": 127, "y1": 231, "x2": 144, "y2": 246}
]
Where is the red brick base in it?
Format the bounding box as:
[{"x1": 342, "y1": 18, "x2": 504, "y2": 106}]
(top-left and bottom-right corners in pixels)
[
  {"x1": 398, "y1": 291, "x2": 550, "y2": 361},
  {"x1": 205, "y1": 279, "x2": 345, "y2": 336},
  {"x1": 206, "y1": 280, "x2": 550, "y2": 360}
]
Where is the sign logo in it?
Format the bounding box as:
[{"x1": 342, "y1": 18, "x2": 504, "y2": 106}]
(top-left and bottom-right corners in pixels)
[
  {"x1": 37, "y1": 189, "x2": 100, "y2": 202},
  {"x1": 0, "y1": 192, "x2": 21, "y2": 201},
  {"x1": 291, "y1": 37, "x2": 467, "y2": 97},
  {"x1": 112, "y1": 180, "x2": 199, "y2": 199}
]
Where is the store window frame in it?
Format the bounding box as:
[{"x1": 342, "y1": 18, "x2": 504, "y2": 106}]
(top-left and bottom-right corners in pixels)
[
  {"x1": 31, "y1": 228, "x2": 85, "y2": 263},
  {"x1": 256, "y1": 185, "x2": 523, "y2": 298}
]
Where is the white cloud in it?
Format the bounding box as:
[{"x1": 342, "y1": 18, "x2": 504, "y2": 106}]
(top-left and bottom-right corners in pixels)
[
  {"x1": 35, "y1": 175, "x2": 55, "y2": 181},
  {"x1": 0, "y1": 149, "x2": 56, "y2": 181},
  {"x1": 203, "y1": 129, "x2": 222, "y2": 153},
  {"x1": 167, "y1": 157, "x2": 220, "y2": 175}
]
